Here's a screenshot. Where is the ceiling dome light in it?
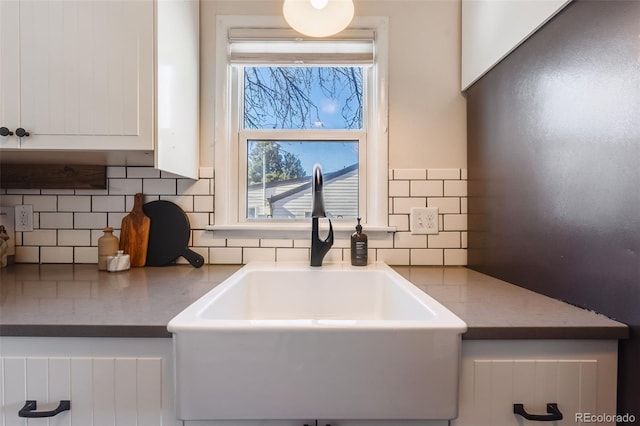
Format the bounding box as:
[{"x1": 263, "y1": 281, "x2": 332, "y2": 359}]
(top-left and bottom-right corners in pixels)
[{"x1": 283, "y1": 0, "x2": 355, "y2": 38}]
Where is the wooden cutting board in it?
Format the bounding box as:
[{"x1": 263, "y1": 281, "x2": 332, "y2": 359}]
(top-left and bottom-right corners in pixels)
[{"x1": 119, "y1": 193, "x2": 150, "y2": 267}]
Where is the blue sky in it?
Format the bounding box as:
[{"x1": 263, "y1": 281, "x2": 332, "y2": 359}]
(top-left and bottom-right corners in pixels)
[{"x1": 276, "y1": 141, "x2": 358, "y2": 175}]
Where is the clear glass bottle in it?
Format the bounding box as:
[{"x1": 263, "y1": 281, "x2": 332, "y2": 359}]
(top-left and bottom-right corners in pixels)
[
  {"x1": 350, "y1": 217, "x2": 368, "y2": 266},
  {"x1": 98, "y1": 227, "x2": 119, "y2": 270}
]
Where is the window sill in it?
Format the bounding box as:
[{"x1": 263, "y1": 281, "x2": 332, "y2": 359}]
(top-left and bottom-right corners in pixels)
[{"x1": 205, "y1": 223, "x2": 395, "y2": 239}]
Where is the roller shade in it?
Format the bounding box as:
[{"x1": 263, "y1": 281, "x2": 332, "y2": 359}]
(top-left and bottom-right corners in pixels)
[{"x1": 228, "y1": 28, "x2": 375, "y2": 65}]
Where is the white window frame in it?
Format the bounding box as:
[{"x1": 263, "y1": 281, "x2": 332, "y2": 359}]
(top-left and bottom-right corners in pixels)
[{"x1": 210, "y1": 15, "x2": 390, "y2": 236}]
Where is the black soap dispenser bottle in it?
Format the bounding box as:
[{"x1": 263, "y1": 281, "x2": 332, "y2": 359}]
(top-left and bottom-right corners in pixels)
[{"x1": 351, "y1": 217, "x2": 368, "y2": 266}]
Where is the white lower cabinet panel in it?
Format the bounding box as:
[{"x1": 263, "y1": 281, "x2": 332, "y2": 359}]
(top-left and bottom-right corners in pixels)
[
  {"x1": 452, "y1": 340, "x2": 618, "y2": 426},
  {"x1": 0, "y1": 337, "x2": 177, "y2": 426}
]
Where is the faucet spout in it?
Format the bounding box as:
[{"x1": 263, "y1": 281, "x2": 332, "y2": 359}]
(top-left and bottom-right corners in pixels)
[
  {"x1": 311, "y1": 164, "x2": 326, "y2": 218},
  {"x1": 310, "y1": 164, "x2": 334, "y2": 266}
]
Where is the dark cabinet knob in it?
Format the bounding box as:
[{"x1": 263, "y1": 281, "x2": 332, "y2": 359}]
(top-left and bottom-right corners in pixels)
[
  {"x1": 16, "y1": 128, "x2": 30, "y2": 137},
  {"x1": 0, "y1": 127, "x2": 13, "y2": 136}
]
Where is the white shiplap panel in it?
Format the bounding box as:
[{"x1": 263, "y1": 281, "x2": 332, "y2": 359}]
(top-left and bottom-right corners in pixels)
[
  {"x1": 556, "y1": 360, "x2": 581, "y2": 425},
  {"x1": 92, "y1": 358, "x2": 116, "y2": 426},
  {"x1": 114, "y1": 358, "x2": 137, "y2": 426},
  {"x1": 472, "y1": 360, "x2": 492, "y2": 426},
  {"x1": 49, "y1": 358, "x2": 72, "y2": 426},
  {"x1": 26, "y1": 357, "x2": 49, "y2": 426},
  {"x1": 136, "y1": 358, "x2": 163, "y2": 426},
  {"x1": 580, "y1": 360, "x2": 598, "y2": 415},
  {"x1": 2, "y1": 358, "x2": 26, "y2": 426},
  {"x1": 490, "y1": 361, "x2": 514, "y2": 426},
  {"x1": 70, "y1": 358, "x2": 94, "y2": 426}
]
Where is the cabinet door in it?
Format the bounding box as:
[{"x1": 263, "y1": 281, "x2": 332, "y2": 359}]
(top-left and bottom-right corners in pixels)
[
  {"x1": 16, "y1": 0, "x2": 153, "y2": 151},
  {"x1": 0, "y1": 0, "x2": 20, "y2": 149},
  {"x1": 0, "y1": 356, "x2": 163, "y2": 426},
  {"x1": 452, "y1": 340, "x2": 618, "y2": 426}
]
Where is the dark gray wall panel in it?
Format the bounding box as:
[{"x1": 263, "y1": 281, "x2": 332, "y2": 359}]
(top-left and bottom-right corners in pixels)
[{"x1": 466, "y1": 0, "x2": 640, "y2": 415}]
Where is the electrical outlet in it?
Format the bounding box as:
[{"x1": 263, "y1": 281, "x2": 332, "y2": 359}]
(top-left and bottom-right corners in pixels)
[
  {"x1": 410, "y1": 207, "x2": 439, "y2": 235},
  {"x1": 15, "y1": 205, "x2": 33, "y2": 232}
]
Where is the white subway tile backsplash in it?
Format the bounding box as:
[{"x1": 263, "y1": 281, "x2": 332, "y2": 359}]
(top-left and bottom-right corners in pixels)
[
  {"x1": 92, "y1": 195, "x2": 125, "y2": 212},
  {"x1": 7, "y1": 188, "x2": 40, "y2": 195},
  {"x1": 444, "y1": 180, "x2": 467, "y2": 197},
  {"x1": 108, "y1": 178, "x2": 143, "y2": 195},
  {"x1": 108, "y1": 212, "x2": 128, "y2": 229},
  {"x1": 243, "y1": 247, "x2": 276, "y2": 263},
  {"x1": 193, "y1": 196, "x2": 214, "y2": 212},
  {"x1": 410, "y1": 180, "x2": 443, "y2": 197},
  {"x1": 41, "y1": 246, "x2": 73, "y2": 263},
  {"x1": 74, "y1": 247, "x2": 98, "y2": 264},
  {"x1": 192, "y1": 230, "x2": 226, "y2": 247},
  {"x1": 160, "y1": 195, "x2": 194, "y2": 212},
  {"x1": 388, "y1": 214, "x2": 409, "y2": 232},
  {"x1": 178, "y1": 178, "x2": 211, "y2": 195},
  {"x1": 427, "y1": 197, "x2": 460, "y2": 214},
  {"x1": 0, "y1": 194, "x2": 23, "y2": 206},
  {"x1": 127, "y1": 167, "x2": 160, "y2": 178},
  {"x1": 410, "y1": 249, "x2": 443, "y2": 266},
  {"x1": 143, "y1": 179, "x2": 176, "y2": 195},
  {"x1": 227, "y1": 238, "x2": 260, "y2": 248},
  {"x1": 276, "y1": 247, "x2": 309, "y2": 262},
  {"x1": 377, "y1": 248, "x2": 410, "y2": 265},
  {"x1": 107, "y1": 167, "x2": 127, "y2": 178},
  {"x1": 428, "y1": 232, "x2": 461, "y2": 249},
  {"x1": 58, "y1": 196, "x2": 91, "y2": 212},
  {"x1": 24, "y1": 195, "x2": 57, "y2": 211},
  {"x1": 15, "y1": 246, "x2": 39, "y2": 263},
  {"x1": 74, "y1": 188, "x2": 108, "y2": 195},
  {"x1": 40, "y1": 213, "x2": 73, "y2": 229},
  {"x1": 7, "y1": 166, "x2": 468, "y2": 266},
  {"x1": 41, "y1": 189, "x2": 74, "y2": 195},
  {"x1": 210, "y1": 247, "x2": 242, "y2": 264},
  {"x1": 199, "y1": 167, "x2": 214, "y2": 179},
  {"x1": 427, "y1": 168, "x2": 460, "y2": 180},
  {"x1": 394, "y1": 232, "x2": 427, "y2": 249},
  {"x1": 444, "y1": 249, "x2": 467, "y2": 265},
  {"x1": 443, "y1": 214, "x2": 467, "y2": 231},
  {"x1": 74, "y1": 212, "x2": 107, "y2": 229},
  {"x1": 388, "y1": 180, "x2": 410, "y2": 197},
  {"x1": 58, "y1": 229, "x2": 91, "y2": 246},
  {"x1": 367, "y1": 234, "x2": 394, "y2": 249},
  {"x1": 261, "y1": 239, "x2": 294, "y2": 248},
  {"x1": 393, "y1": 197, "x2": 426, "y2": 214},
  {"x1": 393, "y1": 169, "x2": 427, "y2": 180}
]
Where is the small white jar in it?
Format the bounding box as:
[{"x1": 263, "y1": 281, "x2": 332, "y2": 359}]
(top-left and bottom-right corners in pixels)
[{"x1": 107, "y1": 250, "x2": 131, "y2": 272}]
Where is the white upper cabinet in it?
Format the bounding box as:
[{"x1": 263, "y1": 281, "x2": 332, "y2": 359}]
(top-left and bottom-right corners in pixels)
[
  {"x1": 0, "y1": 0, "x2": 199, "y2": 179},
  {"x1": 461, "y1": 0, "x2": 572, "y2": 90}
]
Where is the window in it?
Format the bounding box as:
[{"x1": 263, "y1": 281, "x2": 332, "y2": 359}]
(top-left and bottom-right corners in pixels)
[{"x1": 213, "y1": 16, "x2": 389, "y2": 232}]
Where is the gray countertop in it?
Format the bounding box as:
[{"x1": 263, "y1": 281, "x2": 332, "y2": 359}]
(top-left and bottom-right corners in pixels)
[{"x1": 0, "y1": 264, "x2": 628, "y2": 340}]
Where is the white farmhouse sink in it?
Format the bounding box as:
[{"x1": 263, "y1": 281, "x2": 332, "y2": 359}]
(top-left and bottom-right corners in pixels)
[{"x1": 168, "y1": 262, "x2": 467, "y2": 421}]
